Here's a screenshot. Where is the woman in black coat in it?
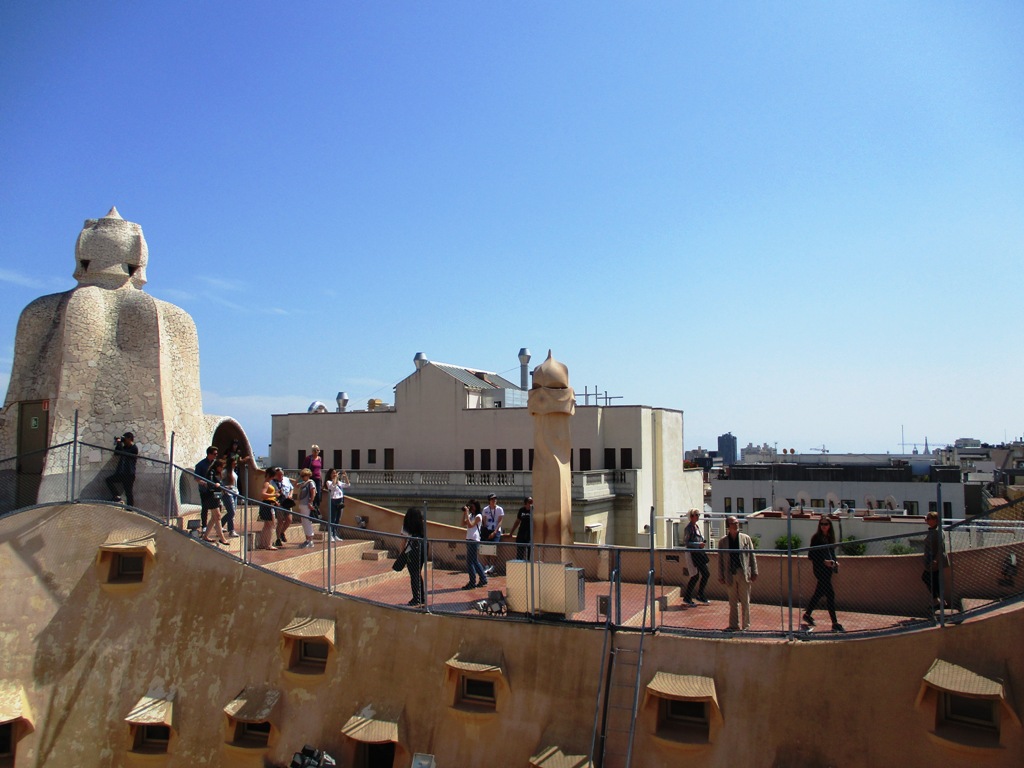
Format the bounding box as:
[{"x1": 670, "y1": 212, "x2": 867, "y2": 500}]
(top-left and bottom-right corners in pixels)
[
  {"x1": 402, "y1": 507, "x2": 426, "y2": 606},
  {"x1": 803, "y1": 517, "x2": 844, "y2": 632}
]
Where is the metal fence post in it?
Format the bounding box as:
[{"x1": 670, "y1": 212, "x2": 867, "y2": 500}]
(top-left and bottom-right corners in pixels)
[
  {"x1": 71, "y1": 410, "x2": 79, "y2": 503},
  {"x1": 165, "y1": 432, "x2": 175, "y2": 524}
]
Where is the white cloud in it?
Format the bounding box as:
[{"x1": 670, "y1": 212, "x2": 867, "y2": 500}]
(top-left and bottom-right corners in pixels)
[{"x1": 0, "y1": 268, "x2": 45, "y2": 289}]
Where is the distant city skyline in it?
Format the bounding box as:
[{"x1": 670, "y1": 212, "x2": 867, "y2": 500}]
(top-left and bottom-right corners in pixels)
[{"x1": 2, "y1": 3, "x2": 1021, "y2": 459}]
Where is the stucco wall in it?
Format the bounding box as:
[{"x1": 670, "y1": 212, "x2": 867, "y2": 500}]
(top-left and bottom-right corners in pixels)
[{"x1": 3, "y1": 504, "x2": 1020, "y2": 767}]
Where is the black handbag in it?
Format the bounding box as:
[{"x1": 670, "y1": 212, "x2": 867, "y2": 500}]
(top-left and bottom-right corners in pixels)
[{"x1": 393, "y1": 549, "x2": 409, "y2": 571}]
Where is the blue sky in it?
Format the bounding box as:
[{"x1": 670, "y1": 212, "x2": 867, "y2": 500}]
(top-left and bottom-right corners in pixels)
[{"x1": 2, "y1": 1, "x2": 1022, "y2": 458}]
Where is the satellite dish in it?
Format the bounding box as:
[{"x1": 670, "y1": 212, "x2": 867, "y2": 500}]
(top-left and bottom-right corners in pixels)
[
  {"x1": 796, "y1": 490, "x2": 812, "y2": 508},
  {"x1": 826, "y1": 492, "x2": 841, "y2": 510},
  {"x1": 884, "y1": 495, "x2": 898, "y2": 511},
  {"x1": 865, "y1": 495, "x2": 877, "y2": 511},
  {"x1": 774, "y1": 498, "x2": 791, "y2": 513}
]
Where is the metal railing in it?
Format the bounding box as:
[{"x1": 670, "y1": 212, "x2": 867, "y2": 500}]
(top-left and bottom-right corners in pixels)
[{"x1": 2, "y1": 441, "x2": 1023, "y2": 639}]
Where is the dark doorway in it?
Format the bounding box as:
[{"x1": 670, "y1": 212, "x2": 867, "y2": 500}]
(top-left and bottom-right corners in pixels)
[{"x1": 16, "y1": 401, "x2": 48, "y2": 507}]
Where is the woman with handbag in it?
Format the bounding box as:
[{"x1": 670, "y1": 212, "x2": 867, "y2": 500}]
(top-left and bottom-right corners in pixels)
[
  {"x1": 803, "y1": 517, "x2": 844, "y2": 632},
  {"x1": 683, "y1": 509, "x2": 710, "y2": 605},
  {"x1": 400, "y1": 507, "x2": 426, "y2": 606},
  {"x1": 257, "y1": 468, "x2": 280, "y2": 550}
]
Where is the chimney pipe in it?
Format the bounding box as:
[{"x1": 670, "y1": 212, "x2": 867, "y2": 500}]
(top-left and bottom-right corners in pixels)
[{"x1": 518, "y1": 348, "x2": 531, "y2": 390}]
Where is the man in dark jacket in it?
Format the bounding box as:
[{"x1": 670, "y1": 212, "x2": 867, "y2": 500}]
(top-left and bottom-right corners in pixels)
[{"x1": 105, "y1": 432, "x2": 139, "y2": 506}]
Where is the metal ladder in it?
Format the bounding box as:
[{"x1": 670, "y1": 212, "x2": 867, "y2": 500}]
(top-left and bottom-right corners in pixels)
[{"x1": 590, "y1": 569, "x2": 654, "y2": 768}]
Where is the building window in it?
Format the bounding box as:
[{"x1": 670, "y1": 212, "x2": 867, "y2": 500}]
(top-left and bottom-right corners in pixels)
[
  {"x1": 292, "y1": 639, "x2": 329, "y2": 673},
  {"x1": 570, "y1": 449, "x2": 574, "y2": 471},
  {"x1": 929, "y1": 501, "x2": 937, "y2": 513},
  {"x1": 496, "y1": 449, "x2": 507, "y2": 471},
  {"x1": 384, "y1": 448, "x2": 394, "y2": 470},
  {"x1": 281, "y1": 618, "x2": 335, "y2": 679},
  {"x1": 605, "y1": 448, "x2": 616, "y2": 470},
  {"x1": 941, "y1": 693, "x2": 998, "y2": 733},
  {"x1": 905, "y1": 501, "x2": 919, "y2": 515},
  {"x1": 234, "y1": 720, "x2": 271, "y2": 747},
  {"x1": 580, "y1": 448, "x2": 592, "y2": 471},
  {"x1": 943, "y1": 502, "x2": 952, "y2": 518},
  {"x1": 753, "y1": 497, "x2": 766, "y2": 511},
  {"x1": 620, "y1": 448, "x2": 633, "y2": 470},
  {"x1": 132, "y1": 724, "x2": 170, "y2": 753},
  {"x1": 842, "y1": 499, "x2": 856, "y2": 510},
  {"x1": 460, "y1": 677, "x2": 496, "y2": 708},
  {"x1": 367, "y1": 449, "x2": 377, "y2": 464},
  {"x1": 98, "y1": 538, "x2": 155, "y2": 592},
  {"x1": 645, "y1": 672, "x2": 721, "y2": 748},
  {"x1": 915, "y1": 658, "x2": 1018, "y2": 751},
  {"x1": 723, "y1": 498, "x2": 732, "y2": 516},
  {"x1": 333, "y1": 450, "x2": 342, "y2": 470},
  {"x1": 114, "y1": 554, "x2": 145, "y2": 583},
  {"x1": 351, "y1": 450, "x2": 360, "y2": 470},
  {"x1": 811, "y1": 498, "x2": 825, "y2": 510},
  {"x1": 464, "y1": 449, "x2": 474, "y2": 471},
  {"x1": 297, "y1": 450, "x2": 306, "y2": 468},
  {"x1": 528, "y1": 449, "x2": 534, "y2": 470},
  {"x1": 736, "y1": 498, "x2": 745, "y2": 515},
  {"x1": 480, "y1": 450, "x2": 491, "y2": 471},
  {"x1": 512, "y1": 449, "x2": 523, "y2": 471}
]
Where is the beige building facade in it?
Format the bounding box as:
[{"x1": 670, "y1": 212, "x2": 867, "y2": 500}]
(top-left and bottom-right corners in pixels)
[{"x1": 271, "y1": 354, "x2": 703, "y2": 546}]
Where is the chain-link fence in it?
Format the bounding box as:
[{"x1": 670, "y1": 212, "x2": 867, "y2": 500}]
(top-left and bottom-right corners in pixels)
[{"x1": 4, "y1": 441, "x2": 1023, "y2": 638}]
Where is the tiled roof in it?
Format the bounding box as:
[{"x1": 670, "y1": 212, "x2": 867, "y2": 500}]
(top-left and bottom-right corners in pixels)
[{"x1": 429, "y1": 361, "x2": 520, "y2": 391}]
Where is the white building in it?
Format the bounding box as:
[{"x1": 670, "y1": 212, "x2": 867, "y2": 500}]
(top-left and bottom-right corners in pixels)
[
  {"x1": 711, "y1": 459, "x2": 980, "y2": 519},
  {"x1": 270, "y1": 351, "x2": 704, "y2": 546}
]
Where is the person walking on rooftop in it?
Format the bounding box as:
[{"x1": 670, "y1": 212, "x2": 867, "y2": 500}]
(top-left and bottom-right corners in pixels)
[
  {"x1": 303, "y1": 445, "x2": 324, "y2": 509},
  {"x1": 295, "y1": 468, "x2": 317, "y2": 549},
  {"x1": 480, "y1": 493, "x2": 504, "y2": 575},
  {"x1": 509, "y1": 496, "x2": 533, "y2": 561},
  {"x1": 718, "y1": 515, "x2": 758, "y2": 631},
  {"x1": 683, "y1": 509, "x2": 710, "y2": 605},
  {"x1": 803, "y1": 517, "x2": 844, "y2": 632},
  {"x1": 922, "y1": 510, "x2": 946, "y2": 611}
]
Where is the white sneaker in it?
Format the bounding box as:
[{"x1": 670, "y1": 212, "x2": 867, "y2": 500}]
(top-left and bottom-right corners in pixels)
[{"x1": 228, "y1": 531, "x2": 240, "y2": 538}]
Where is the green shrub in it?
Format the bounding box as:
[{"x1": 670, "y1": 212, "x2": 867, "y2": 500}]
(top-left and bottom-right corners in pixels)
[
  {"x1": 886, "y1": 541, "x2": 914, "y2": 556},
  {"x1": 751, "y1": 534, "x2": 761, "y2": 549},
  {"x1": 840, "y1": 536, "x2": 866, "y2": 556},
  {"x1": 774, "y1": 534, "x2": 802, "y2": 551}
]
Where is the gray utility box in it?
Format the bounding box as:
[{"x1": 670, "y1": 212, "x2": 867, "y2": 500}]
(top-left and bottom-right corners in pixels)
[{"x1": 506, "y1": 560, "x2": 585, "y2": 615}]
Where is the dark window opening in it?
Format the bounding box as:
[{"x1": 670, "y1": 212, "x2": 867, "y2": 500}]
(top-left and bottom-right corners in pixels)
[
  {"x1": 464, "y1": 449, "x2": 474, "y2": 471},
  {"x1": 79, "y1": 259, "x2": 90, "y2": 273},
  {"x1": 528, "y1": 449, "x2": 534, "y2": 471},
  {"x1": 132, "y1": 724, "x2": 170, "y2": 753},
  {"x1": 620, "y1": 448, "x2": 633, "y2": 470},
  {"x1": 512, "y1": 449, "x2": 523, "y2": 471},
  {"x1": 496, "y1": 449, "x2": 507, "y2": 471},
  {"x1": 350, "y1": 450, "x2": 360, "y2": 471},
  {"x1": 384, "y1": 448, "x2": 394, "y2": 470},
  {"x1": 333, "y1": 450, "x2": 343, "y2": 470},
  {"x1": 461, "y1": 676, "x2": 496, "y2": 706},
  {"x1": 297, "y1": 449, "x2": 306, "y2": 468},
  {"x1": 480, "y1": 450, "x2": 491, "y2": 471},
  {"x1": 114, "y1": 554, "x2": 145, "y2": 583},
  {"x1": 233, "y1": 720, "x2": 271, "y2": 747},
  {"x1": 126, "y1": 264, "x2": 138, "y2": 277},
  {"x1": 580, "y1": 448, "x2": 592, "y2": 471},
  {"x1": 605, "y1": 448, "x2": 616, "y2": 470},
  {"x1": 367, "y1": 449, "x2": 377, "y2": 464}
]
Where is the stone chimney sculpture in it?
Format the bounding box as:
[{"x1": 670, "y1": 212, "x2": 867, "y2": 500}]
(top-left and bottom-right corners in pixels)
[
  {"x1": 528, "y1": 350, "x2": 575, "y2": 553},
  {"x1": 0, "y1": 208, "x2": 249, "y2": 511}
]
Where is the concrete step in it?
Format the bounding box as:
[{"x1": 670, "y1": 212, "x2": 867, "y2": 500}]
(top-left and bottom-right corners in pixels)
[
  {"x1": 337, "y1": 563, "x2": 434, "y2": 593},
  {"x1": 621, "y1": 587, "x2": 680, "y2": 627},
  {"x1": 361, "y1": 549, "x2": 390, "y2": 561}
]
